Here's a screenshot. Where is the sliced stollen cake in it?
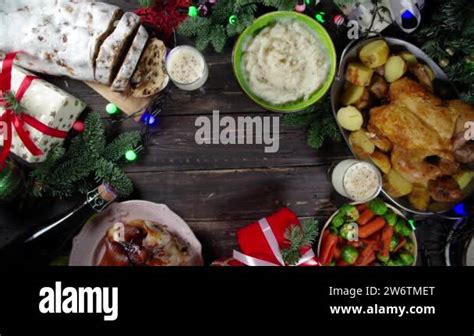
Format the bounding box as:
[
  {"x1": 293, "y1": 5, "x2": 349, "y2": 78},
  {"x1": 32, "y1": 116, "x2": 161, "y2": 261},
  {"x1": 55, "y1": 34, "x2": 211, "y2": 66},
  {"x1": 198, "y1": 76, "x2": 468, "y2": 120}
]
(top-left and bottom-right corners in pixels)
[
  {"x1": 95, "y1": 12, "x2": 141, "y2": 85},
  {"x1": 0, "y1": 1, "x2": 121, "y2": 82},
  {"x1": 130, "y1": 38, "x2": 169, "y2": 98},
  {"x1": 111, "y1": 25, "x2": 149, "y2": 92}
]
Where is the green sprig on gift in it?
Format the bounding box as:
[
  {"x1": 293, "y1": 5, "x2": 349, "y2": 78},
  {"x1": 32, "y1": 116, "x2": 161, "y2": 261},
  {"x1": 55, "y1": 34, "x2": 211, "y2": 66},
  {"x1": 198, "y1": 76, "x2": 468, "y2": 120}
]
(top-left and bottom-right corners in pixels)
[
  {"x1": 30, "y1": 111, "x2": 141, "y2": 199},
  {"x1": 281, "y1": 217, "x2": 319, "y2": 265},
  {"x1": 3, "y1": 91, "x2": 24, "y2": 115}
]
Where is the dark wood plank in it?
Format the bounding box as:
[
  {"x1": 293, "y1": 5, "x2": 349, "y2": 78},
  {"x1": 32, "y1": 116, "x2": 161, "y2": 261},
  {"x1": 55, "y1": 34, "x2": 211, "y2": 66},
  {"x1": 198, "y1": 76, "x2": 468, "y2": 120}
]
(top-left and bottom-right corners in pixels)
[
  {"x1": 121, "y1": 113, "x2": 351, "y2": 172},
  {"x1": 129, "y1": 166, "x2": 340, "y2": 221}
]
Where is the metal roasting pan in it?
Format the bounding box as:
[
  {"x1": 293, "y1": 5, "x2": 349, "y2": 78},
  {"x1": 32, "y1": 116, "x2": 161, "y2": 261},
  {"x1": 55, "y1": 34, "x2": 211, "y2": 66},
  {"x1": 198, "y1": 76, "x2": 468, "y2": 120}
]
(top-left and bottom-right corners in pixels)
[{"x1": 330, "y1": 36, "x2": 473, "y2": 216}]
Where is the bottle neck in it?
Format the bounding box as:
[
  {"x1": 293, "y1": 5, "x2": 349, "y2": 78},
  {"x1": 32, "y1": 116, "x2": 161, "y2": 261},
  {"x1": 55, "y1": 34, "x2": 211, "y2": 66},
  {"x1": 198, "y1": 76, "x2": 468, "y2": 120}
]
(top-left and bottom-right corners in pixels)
[{"x1": 24, "y1": 185, "x2": 117, "y2": 243}]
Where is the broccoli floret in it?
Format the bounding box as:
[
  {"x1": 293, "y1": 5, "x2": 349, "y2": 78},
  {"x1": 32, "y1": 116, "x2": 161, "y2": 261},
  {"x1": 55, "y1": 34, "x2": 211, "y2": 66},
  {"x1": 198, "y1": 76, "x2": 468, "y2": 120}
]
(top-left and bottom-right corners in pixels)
[
  {"x1": 339, "y1": 204, "x2": 359, "y2": 221},
  {"x1": 367, "y1": 198, "x2": 388, "y2": 215},
  {"x1": 383, "y1": 210, "x2": 397, "y2": 226}
]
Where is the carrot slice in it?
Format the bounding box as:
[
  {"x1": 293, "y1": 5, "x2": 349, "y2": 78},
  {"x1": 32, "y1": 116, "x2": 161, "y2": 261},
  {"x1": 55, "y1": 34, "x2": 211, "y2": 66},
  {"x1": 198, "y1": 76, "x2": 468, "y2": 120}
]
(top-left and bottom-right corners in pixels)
[
  {"x1": 320, "y1": 233, "x2": 338, "y2": 265},
  {"x1": 358, "y1": 209, "x2": 375, "y2": 225},
  {"x1": 380, "y1": 225, "x2": 394, "y2": 257},
  {"x1": 361, "y1": 238, "x2": 382, "y2": 251},
  {"x1": 337, "y1": 259, "x2": 350, "y2": 266},
  {"x1": 355, "y1": 244, "x2": 375, "y2": 266},
  {"x1": 359, "y1": 217, "x2": 386, "y2": 238},
  {"x1": 333, "y1": 246, "x2": 341, "y2": 260},
  {"x1": 394, "y1": 237, "x2": 407, "y2": 253},
  {"x1": 356, "y1": 204, "x2": 368, "y2": 212}
]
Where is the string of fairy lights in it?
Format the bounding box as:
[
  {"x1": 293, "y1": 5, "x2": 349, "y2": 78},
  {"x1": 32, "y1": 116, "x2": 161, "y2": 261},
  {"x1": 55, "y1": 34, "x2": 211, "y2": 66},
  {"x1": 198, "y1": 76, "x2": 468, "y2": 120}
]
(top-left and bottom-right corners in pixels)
[
  {"x1": 184, "y1": 0, "x2": 333, "y2": 25},
  {"x1": 100, "y1": 86, "x2": 172, "y2": 163}
]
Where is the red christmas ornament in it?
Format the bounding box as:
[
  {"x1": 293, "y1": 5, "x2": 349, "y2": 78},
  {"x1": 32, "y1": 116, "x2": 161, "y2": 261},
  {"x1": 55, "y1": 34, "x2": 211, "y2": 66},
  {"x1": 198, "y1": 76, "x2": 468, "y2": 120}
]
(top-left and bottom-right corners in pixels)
[
  {"x1": 72, "y1": 120, "x2": 85, "y2": 133},
  {"x1": 333, "y1": 14, "x2": 345, "y2": 26},
  {"x1": 295, "y1": 2, "x2": 306, "y2": 12},
  {"x1": 134, "y1": 0, "x2": 191, "y2": 41}
]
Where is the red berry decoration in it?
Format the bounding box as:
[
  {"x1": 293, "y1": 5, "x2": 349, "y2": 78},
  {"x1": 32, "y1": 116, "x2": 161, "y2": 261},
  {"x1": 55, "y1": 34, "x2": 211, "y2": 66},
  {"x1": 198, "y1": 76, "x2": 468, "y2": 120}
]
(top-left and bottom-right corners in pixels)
[
  {"x1": 73, "y1": 120, "x2": 85, "y2": 133},
  {"x1": 333, "y1": 14, "x2": 345, "y2": 26}
]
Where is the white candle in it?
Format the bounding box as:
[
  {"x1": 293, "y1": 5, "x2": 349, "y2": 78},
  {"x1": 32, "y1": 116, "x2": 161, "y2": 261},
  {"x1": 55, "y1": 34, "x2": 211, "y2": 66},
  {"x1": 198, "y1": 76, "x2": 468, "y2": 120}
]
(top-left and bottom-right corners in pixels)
[{"x1": 165, "y1": 45, "x2": 208, "y2": 91}]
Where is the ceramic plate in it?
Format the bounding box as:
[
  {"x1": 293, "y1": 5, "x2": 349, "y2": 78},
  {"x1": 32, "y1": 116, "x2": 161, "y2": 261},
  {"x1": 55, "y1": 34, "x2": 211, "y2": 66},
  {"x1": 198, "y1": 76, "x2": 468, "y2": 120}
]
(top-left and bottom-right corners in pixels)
[{"x1": 69, "y1": 201, "x2": 203, "y2": 266}]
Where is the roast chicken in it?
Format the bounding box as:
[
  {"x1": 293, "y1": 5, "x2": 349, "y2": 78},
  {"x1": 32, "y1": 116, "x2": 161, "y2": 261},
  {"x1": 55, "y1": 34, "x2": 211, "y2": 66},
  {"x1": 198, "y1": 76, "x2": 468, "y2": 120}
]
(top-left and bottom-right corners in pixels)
[{"x1": 368, "y1": 77, "x2": 474, "y2": 202}]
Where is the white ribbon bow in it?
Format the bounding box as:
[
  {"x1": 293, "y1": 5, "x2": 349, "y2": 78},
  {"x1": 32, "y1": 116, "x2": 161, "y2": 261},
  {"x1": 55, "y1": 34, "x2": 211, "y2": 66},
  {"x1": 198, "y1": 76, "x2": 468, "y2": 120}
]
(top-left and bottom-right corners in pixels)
[{"x1": 233, "y1": 218, "x2": 318, "y2": 266}]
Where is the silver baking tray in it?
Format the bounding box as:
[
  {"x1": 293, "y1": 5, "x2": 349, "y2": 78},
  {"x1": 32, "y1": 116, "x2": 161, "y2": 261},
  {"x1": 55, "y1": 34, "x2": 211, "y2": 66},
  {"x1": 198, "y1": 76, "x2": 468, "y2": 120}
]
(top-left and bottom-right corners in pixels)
[{"x1": 330, "y1": 37, "x2": 473, "y2": 215}]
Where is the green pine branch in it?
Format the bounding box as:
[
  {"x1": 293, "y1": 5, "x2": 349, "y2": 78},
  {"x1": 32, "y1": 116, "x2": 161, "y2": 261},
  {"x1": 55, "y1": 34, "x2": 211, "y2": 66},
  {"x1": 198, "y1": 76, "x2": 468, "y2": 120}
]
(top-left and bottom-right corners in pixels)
[
  {"x1": 282, "y1": 96, "x2": 342, "y2": 150},
  {"x1": 103, "y1": 131, "x2": 141, "y2": 162},
  {"x1": 281, "y1": 218, "x2": 319, "y2": 265},
  {"x1": 415, "y1": 0, "x2": 474, "y2": 103},
  {"x1": 4, "y1": 91, "x2": 24, "y2": 115},
  {"x1": 83, "y1": 111, "x2": 106, "y2": 155},
  {"x1": 178, "y1": 0, "x2": 299, "y2": 52},
  {"x1": 30, "y1": 111, "x2": 140, "y2": 199},
  {"x1": 94, "y1": 158, "x2": 134, "y2": 197}
]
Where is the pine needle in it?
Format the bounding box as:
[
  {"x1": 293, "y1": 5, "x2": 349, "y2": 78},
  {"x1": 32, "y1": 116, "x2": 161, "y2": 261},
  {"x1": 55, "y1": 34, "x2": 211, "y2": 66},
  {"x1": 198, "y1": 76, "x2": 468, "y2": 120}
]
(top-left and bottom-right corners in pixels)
[{"x1": 281, "y1": 218, "x2": 319, "y2": 265}]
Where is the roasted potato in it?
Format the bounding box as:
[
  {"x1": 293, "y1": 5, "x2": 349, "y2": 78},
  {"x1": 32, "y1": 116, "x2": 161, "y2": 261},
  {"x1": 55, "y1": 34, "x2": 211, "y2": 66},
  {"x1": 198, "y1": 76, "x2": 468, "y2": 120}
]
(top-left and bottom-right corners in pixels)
[
  {"x1": 341, "y1": 83, "x2": 365, "y2": 106},
  {"x1": 367, "y1": 124, "x2": 393, "y2": 152},
  {"x1": 384, "y1": 56, "x2": 407, "y2": 83},
  {"x1": 399, "y1": 51, "x2": 418, "y2": 66},
  {"x1": 383, "y1": 175, "x2": 403, "y2": 198},
  {"x1": 349, "y1": 129, "x2": 375, "y2": 157},
  {"x1": 409, "y1": 63, "x2": 434, "y2": 92},
  {"x1": 354, "y1": 88, "x2": 372, "y2": 110},
  {"x1": 386, "y1": 169, "x2": 413, "y2": 197},
  {"x1": 337, "y1": 106, "x2": 364, "y2": 131},
  {"x1": 370, "y1": 150, "x2": 391, "y2": 174},
  {"x1": 369, "y1": 75, "x2": 389, "y2": 99},
  {"x1": 408, "y1": 186, "x2": 430, "y2": 211},
  {"x1": 345, "y1": 63, "x2": 374, "y2": 87},
  {"x1": 359, "y1": 40, "x2": 390, "y2": 68},
  {"x1": 352, "y1": 144, "x2": 371, "y2": 160}
]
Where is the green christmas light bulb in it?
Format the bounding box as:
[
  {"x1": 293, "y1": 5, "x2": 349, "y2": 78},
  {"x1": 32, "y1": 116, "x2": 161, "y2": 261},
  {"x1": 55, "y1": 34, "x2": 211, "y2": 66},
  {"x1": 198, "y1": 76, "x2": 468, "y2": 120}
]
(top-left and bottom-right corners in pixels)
[
  {"x1": 315, "y1": 12, "x2": 326, "y2": 23},
  {"x1": 125, "y1": 150, "x2": 138, "y2": 162},
  {"x1": 229, "y1": 15, "x2": 238, "y2": 25},
  {"x1": 188, "y1": 5, "x2": 198, "y2": 17},
  {"x1": 106, "y1": 103, "x2": 119, "y2": 115}
]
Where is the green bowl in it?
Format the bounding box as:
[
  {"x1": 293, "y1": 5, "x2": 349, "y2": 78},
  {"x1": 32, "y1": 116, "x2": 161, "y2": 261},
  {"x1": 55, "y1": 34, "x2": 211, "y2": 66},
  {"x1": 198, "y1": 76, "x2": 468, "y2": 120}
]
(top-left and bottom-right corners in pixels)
[{"x1": 232, "y1": 11, "x2": 336, "y2": 113}]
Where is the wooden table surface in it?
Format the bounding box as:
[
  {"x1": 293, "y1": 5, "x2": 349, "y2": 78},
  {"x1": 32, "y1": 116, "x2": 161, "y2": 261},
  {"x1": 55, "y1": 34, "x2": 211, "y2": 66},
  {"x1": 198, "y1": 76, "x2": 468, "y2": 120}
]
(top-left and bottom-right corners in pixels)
[
  {"x1": 78, "y1": 0, "x2": 350, "y2": 261},
  {"x1": 0, "y1": 0, "x2": 467, "y2": 265}
]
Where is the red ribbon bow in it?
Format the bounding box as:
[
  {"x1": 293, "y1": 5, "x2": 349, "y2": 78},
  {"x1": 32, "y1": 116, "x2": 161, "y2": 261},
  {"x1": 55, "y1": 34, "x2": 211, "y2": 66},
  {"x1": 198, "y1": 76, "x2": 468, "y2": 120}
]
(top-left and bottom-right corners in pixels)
[{"x1": 0, "y1": 52, "x2": 68, "y2": 166}]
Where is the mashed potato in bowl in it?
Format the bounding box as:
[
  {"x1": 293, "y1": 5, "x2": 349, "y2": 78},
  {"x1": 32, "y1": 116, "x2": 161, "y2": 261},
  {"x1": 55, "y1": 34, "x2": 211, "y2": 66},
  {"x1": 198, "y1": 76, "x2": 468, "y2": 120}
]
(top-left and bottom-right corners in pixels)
[{"x1": 242, "y1": 20, "x2": 330, "y2": 105}]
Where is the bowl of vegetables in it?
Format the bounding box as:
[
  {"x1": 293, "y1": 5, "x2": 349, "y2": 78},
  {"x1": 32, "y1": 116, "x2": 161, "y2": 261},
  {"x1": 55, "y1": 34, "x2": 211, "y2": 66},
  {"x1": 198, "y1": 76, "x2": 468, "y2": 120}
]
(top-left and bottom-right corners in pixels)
[{"x1": 318, "y1": 199, "x2": 417, "y2": 266}]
